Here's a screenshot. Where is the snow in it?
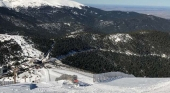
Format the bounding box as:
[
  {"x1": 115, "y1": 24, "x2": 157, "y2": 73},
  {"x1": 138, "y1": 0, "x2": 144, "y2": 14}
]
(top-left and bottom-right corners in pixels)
[
  {"x1": 0, "y1": 0, "x2": 84, "y2": 9},
  {"x1": 1, "y1": 76, "x2": 170, "y2": 93},
  {"x1": 108, "y1": 34, "x2": 133, "y2": 43},
  {"x1": 100, "y1": 49, "x2": 139, "y2": 56},
  {"x1": 0, "y1": 34, "x2": 42, "y2": 60},
  {"x1": 100, "y1": 48, "x2": 170, "y2": 59},
  {"x1": 161, "y1": 54, "x2": 167, "y2": 58},
  {"x1": 99, "y1": 20, "x2": 114, "y2": 27},
  {"x1": 64, "y1": 23, "x2": 71, "y2": 26},
  {"x1": 125, "y1": 50, "x2": 135, "y2": 55},
  {"x1": 0, "y1": 1, "x2": 4, "y2": 6},
  {"x1": 1, "y1": 65, "x2": 170, "y2": 93},
  {"x1": 149, "y1": 53, "x2": 170, "y2": 59},
  {"x1": 67, "y1": 34, "x2": 78, "y2": 38},
  {"x1": 70, "y1": 30, "x2": 83, "y2": 34},
  {"x1": 92, "y1": 34, "x2": 99, "y2": 40}
]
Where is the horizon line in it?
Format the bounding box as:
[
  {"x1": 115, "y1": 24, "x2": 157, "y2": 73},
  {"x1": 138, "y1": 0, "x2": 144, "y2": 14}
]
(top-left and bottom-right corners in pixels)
[{"x1": 85, "y1": 4, "x2": 170, "y2": 8}]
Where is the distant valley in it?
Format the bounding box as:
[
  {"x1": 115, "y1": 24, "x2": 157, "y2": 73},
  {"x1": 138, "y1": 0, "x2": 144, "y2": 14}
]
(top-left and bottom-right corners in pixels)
[{"x1": 89, "y1": 4, "x2": 170, "y2": 19}]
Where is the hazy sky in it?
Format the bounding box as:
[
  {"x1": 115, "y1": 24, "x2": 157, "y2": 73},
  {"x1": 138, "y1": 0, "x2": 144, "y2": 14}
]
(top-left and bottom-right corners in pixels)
[{"x1": 74, "y1": 0, "x2": 170, "y2": 7}]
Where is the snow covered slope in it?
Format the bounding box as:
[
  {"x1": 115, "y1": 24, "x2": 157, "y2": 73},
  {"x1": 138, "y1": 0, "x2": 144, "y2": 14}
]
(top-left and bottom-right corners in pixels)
[
  {"x1": 1, "y1": 73, "x2": 170, "y2": 93},
  {"x1": 0, "y1": 0, "x2": 84, "y2": 9},
  {"x1": 1, "y1": 64, "x2": 170, "y2": 93},
  {"x1": 0, "y1": 34, "x2": 42, "y2": 60}
]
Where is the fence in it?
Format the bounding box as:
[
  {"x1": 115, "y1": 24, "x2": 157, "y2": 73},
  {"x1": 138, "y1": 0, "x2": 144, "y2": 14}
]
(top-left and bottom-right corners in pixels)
[
  {"x1": 0, "y1": 81, "x2": 19, "y2": 86},
  {"x1": 93, "y1": 72, "x2": 135, "y2": 82}
]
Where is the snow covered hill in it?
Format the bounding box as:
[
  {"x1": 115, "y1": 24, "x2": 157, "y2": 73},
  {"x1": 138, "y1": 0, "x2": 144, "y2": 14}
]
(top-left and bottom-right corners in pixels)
[{"x1": 0, "y1": 0, "x2": 84, "y2": 9}]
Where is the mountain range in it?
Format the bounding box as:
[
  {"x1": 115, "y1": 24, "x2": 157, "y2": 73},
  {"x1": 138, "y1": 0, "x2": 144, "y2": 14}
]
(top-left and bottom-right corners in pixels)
[{"x1": 0, "y1": 0, "x2": 170, "y2": 77}]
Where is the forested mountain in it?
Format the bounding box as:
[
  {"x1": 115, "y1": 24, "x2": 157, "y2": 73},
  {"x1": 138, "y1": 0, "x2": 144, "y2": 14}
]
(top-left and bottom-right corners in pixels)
[
  {"x1": 1, "y1": 5, "x2": 170, "y2": 38},
  {"x1": 60, "y1": 31, "x2": 170, "y2": 77}
]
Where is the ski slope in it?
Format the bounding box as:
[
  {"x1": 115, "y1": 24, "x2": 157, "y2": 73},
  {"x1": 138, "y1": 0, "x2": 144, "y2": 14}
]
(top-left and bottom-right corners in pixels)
[
  {"x1": 1, "y1": 77, "x2": 170, "y2": 93},
  {"x1": 1, "y1": 67, "x2": 170, "y2": 93}
]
